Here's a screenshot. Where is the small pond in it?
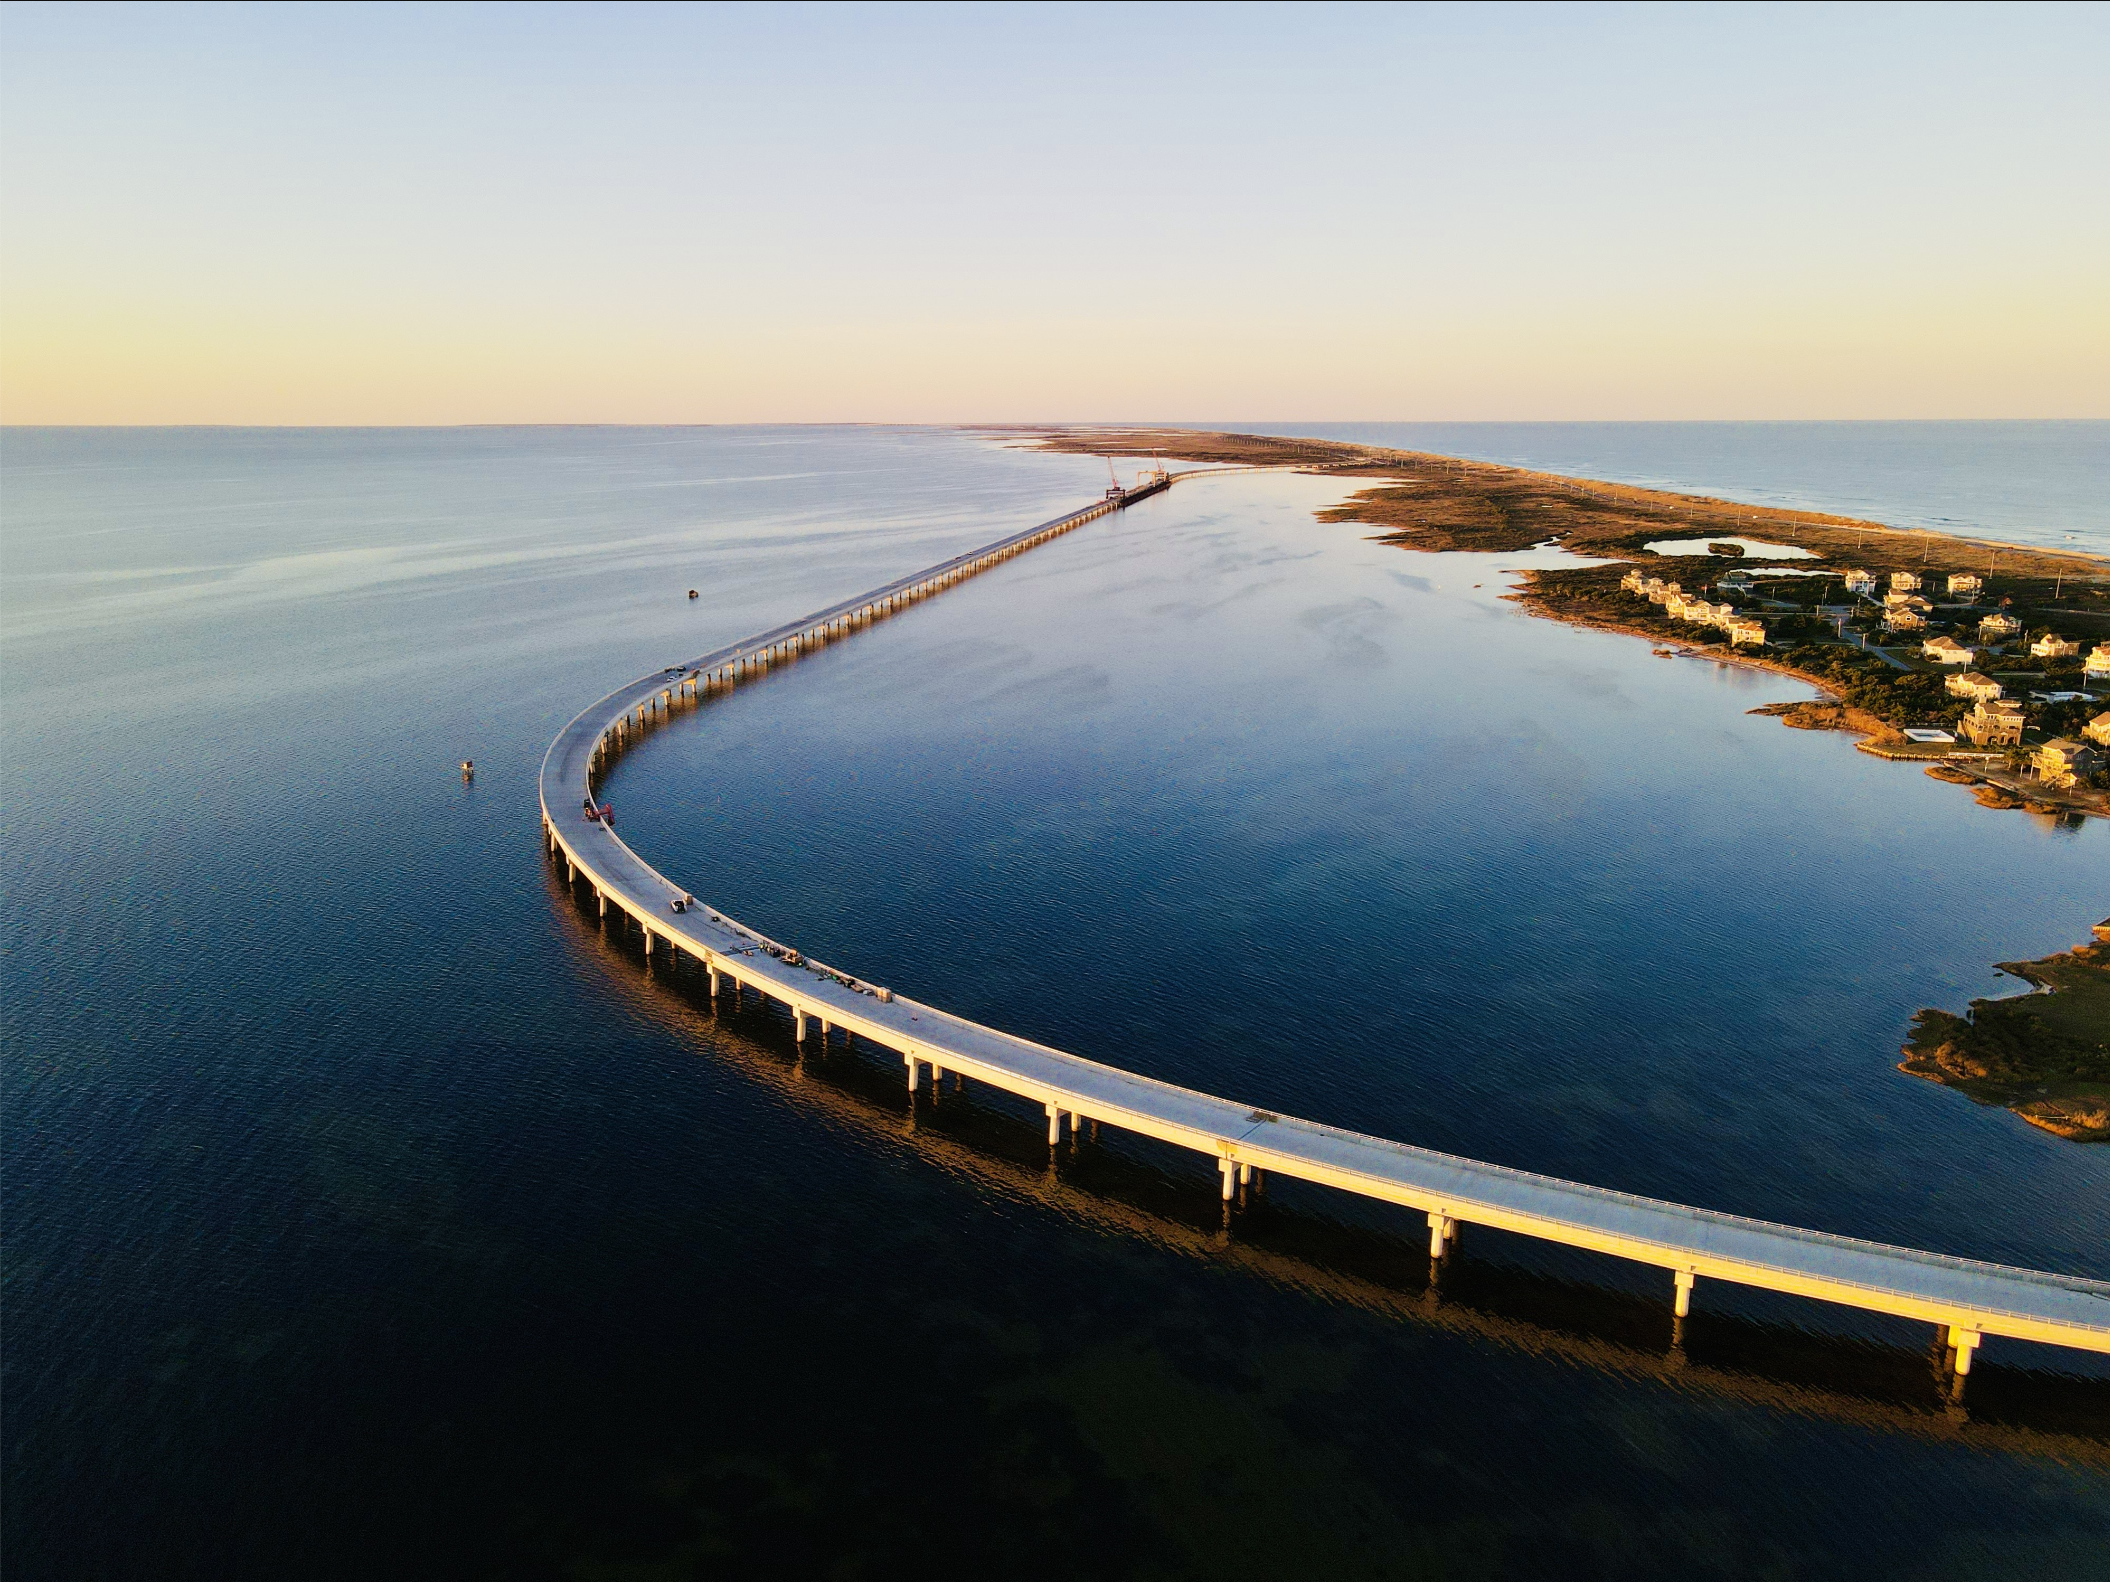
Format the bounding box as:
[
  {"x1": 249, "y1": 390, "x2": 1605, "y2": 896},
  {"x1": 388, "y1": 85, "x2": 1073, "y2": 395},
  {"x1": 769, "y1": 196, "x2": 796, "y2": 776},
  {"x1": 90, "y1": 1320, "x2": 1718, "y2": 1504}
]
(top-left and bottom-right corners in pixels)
[{"x1": 1645, "y1": 535, "x2": 1818, "y2": 559}]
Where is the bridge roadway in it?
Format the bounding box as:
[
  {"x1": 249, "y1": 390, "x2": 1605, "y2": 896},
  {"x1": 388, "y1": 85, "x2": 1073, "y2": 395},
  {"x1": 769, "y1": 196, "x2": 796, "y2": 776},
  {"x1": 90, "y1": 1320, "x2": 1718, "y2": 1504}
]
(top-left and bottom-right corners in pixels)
[{"x1": 539, "y1": 480, "x2": 2110, "y2": 1384}]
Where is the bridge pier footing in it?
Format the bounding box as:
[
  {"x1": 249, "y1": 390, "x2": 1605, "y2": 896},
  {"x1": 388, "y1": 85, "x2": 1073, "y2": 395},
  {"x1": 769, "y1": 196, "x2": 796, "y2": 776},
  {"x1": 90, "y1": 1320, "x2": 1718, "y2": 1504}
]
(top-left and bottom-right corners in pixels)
[
  {"x1": 1220, "y1": 1159, "x2": 1237, "y2": 1201},
  {"x1": 1949, "y1": 1328, "x2": 1981, "y2": 1399},
  {"x1": 1674, "y1": 1269, "x2": 1696, "y2": 1318},
  {"x1": 1047, "y1": 1103, "x2": 1063, "y2": 1146}
]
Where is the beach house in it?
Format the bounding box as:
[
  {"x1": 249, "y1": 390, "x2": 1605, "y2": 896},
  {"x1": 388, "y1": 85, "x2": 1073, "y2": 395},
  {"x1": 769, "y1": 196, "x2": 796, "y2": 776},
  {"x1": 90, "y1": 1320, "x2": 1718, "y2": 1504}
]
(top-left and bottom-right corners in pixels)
[
  {"x1": 1843, "y1": 569, "x2": 1877, "y2": 596},
  {"x1": 1922, "y1": 635, "x2": 1974, "y2": 665},
  {"x1": 2033, "y1": 633, "x2": 2080, "y2": 660},
  {"x1": 1945, "y1": 671, "x2": 2004, "y2": 702},
  {"x1": 1891, "y1": 571, "x2": 1922, "y2": 593},
  {"x1": 1726, "y1": 617, "x2": 1767, "y2": 647},
  {"x1": 1978, "y1": 613, "x2": 2021, "y2": 641},
  {"x1": 2086, "y1": 712, "x2": 2110, "y2": 749},
  {"x1": 1960, "y1": 699, "x2": 2025, "y2": 748},
  {"x1": 1884, "y1": 607, "x2": 1928, "y2": 633},
  {"x1": 2085, "y1": 645, "x2": 2110, "y2": 679},
  {"x1": 2034, "y1": 739, "x2": 2101, "y2": 790},
  {"x1": 1946, "y1": 573, "x2": 1984, "y2": 598}
]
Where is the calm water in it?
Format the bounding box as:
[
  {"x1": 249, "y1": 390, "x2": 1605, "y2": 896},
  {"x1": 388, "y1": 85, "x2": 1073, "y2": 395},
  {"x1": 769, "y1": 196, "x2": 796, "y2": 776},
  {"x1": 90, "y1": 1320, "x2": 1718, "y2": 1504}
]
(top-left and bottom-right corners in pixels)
[
  {"x1": 4, "y1": 427, "x2": 2108, "y2": 1581},
  {"x1": 1232, "y1": 421, "x2": 2110, "y2": 553}
]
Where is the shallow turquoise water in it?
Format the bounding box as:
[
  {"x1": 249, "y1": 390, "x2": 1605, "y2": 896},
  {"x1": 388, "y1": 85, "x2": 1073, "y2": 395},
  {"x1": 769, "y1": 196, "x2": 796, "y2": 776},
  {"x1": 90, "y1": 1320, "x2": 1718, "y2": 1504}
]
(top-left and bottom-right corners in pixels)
[{"x1": 4, "y1": 427, "x2": 2107, "y2": 1580}]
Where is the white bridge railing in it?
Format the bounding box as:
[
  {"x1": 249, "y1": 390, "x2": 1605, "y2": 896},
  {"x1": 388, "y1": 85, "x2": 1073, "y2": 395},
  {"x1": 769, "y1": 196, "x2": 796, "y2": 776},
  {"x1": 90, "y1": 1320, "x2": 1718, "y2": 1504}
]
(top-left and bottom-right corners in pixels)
[{"x1": 538, "y1": 478, "x2": 2110, "y2": 1393}]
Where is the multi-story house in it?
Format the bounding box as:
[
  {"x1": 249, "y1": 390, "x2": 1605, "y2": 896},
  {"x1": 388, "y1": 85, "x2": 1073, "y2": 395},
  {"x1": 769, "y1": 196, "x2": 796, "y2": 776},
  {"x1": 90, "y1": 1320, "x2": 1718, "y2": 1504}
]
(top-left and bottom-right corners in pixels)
[
  {"x1": 2034, "y1": 739, "x2": 2101, "y2": 789},
  {"x1": 1945, "y1": 671, "x2": 2004, "y2": 702},
  {"x1": 1960, "y1": 699, "x2": 2025, "y2": 747}
]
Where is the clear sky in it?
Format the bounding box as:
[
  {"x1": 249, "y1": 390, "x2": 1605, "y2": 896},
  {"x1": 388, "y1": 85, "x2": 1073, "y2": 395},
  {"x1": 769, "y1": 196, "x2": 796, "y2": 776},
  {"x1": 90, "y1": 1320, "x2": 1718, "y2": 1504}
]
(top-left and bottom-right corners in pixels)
[{"x1": 2, "y1": 1, "x2": 2104, "y2": 424}]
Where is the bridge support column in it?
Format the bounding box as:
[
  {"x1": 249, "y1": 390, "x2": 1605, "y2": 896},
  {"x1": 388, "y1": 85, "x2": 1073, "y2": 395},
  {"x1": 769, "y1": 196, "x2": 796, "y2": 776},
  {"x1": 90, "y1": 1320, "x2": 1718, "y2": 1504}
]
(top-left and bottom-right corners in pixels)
[
  {"x1": 1238, "y1": 1162, "x2": 1251, "y2": 1186},
  {"x1": 707, "y1": 964, "x2": 720, "y2": 997},
  {"x1": 1046, "y1": 1102, "x2": 1062, "y2": 1145},
  {"x1": 906, "y1": 1053, "x2": 919, "y2": 1093},
  {"x1": 642, "y1": 930, "x2": 653, "y2": 959},
  {"x1": 1071, "y1": 1109, "x2": 1083, "y2": 1135},
  {"x1": 794, "y1": 1008, "x2": 808, "y2": 1042},
  {"x1": 1674, "y1": 1270, "x2": 1696, "y2": 1318},
  {"x1": 1428, "y1": 1212, "x2": 1452, "y2": 1258},
  {"x1": 820, "y1": 1018, "x2": 831, "y2": 1045},
  {"x1": 597, "y1": 890, "x2": 607, "y2": 919},
  {"x1": 1220, "y1": 1159, "x2": 1237, "y2": 1201},
  {"x1": 1950, "y1": 1327, "x2": 1981, "y2": 1396}
]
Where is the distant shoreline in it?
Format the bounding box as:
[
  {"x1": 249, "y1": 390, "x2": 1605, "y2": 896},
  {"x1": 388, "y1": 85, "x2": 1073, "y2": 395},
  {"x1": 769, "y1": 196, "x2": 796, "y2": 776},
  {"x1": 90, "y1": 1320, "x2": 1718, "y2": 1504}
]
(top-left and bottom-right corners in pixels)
[
  {"x1": 993, "y1": 424, "x2": 2108, "y2": 575},
  {"x1": 979, "y1": 420, "x2": 2109, "y2": 562}
]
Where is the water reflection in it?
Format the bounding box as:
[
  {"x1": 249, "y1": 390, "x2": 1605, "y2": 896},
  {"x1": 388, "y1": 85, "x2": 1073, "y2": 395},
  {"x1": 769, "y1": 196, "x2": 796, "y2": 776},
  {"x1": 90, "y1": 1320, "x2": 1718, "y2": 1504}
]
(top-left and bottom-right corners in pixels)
[{"x1": 555, "y1": 865, "x2": 2110, "y2": 1465}]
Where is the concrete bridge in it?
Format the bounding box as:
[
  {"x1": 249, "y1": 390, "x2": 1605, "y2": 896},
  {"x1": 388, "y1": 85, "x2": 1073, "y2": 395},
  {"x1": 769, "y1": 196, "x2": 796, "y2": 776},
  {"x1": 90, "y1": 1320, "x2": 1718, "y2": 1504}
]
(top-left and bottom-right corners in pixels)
[{"x1": 539, "y1": 477, "x2": 2110, "y2": 1394}]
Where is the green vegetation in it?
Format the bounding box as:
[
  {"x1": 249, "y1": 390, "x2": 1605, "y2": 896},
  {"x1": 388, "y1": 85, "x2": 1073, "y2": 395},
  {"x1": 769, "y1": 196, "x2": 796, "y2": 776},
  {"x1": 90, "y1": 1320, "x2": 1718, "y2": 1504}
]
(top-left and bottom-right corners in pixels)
[
  {"x1": 1774, "y1": 643, "x2": 1969, "y2": 731},
  {"x1": 1900, "y1": 932, "x2": 2110, "y2": 1142}
]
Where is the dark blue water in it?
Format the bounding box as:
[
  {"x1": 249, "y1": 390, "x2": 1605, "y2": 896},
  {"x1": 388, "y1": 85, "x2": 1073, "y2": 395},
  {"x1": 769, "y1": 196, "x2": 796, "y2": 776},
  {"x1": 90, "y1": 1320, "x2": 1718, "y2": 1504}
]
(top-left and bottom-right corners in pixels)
[
  {"x1": 5, "y1": 428, "x2": 2108, "y2": 1581},
  {"x1": 1221, "y1": 421, "x2": 2110, "y2": 553}
]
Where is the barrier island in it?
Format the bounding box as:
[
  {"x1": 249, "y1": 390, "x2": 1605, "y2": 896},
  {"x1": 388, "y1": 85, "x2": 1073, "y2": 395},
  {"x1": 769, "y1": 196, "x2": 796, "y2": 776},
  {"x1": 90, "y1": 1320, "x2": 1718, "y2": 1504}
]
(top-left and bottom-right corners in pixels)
[
  {"x1": 1013, "y1": 425, "x2": 2108, "y2": 799},
  {"x1": 1008, "y1": 425, "x2": 2110, "y2": 1139}
]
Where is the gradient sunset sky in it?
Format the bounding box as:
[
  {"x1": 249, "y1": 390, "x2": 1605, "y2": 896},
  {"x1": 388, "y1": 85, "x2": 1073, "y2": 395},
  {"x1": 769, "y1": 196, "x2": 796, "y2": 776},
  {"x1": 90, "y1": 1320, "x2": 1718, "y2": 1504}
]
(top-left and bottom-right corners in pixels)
[{"x1": 2, "y1": 2, "x2": 2104, "y2": 424}]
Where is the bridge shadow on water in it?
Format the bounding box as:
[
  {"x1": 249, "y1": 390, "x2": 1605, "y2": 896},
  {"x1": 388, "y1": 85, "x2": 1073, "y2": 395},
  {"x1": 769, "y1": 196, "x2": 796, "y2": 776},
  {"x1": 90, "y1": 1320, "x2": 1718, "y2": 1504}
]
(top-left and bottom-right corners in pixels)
[{"x1": 546, "y1": 856, "x2": 2110, "y2": 1467}]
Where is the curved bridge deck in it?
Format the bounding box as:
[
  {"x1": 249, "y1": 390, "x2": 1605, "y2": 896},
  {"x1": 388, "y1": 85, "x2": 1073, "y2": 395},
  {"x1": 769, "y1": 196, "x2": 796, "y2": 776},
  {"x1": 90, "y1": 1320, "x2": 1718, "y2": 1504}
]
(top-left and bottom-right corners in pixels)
[{"x1": 539, "y1": 481, "x2": 2110, "y2": 1381}]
